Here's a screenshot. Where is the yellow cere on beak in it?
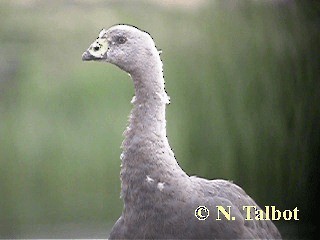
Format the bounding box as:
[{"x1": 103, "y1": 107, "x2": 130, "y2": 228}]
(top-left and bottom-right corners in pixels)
[{"x1": 82, "y1": 29, "x2": 109, "y2": 61}]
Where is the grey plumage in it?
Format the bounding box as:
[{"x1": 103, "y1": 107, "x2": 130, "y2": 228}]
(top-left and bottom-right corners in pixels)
[{"x1": 82, "y1": 24, "x2": 281, "y2": 239}]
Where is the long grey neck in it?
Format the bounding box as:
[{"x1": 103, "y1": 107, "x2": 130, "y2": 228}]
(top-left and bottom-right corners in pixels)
[
  {"x1": 119, "y1": 56, "x2": 186, "y2": 208},
  {"x1": 122, "y1": 55, "x2": 169, "y2": 149},
  {"x1": 126, "y1": 66, "x2": 169, "y2": 140}
]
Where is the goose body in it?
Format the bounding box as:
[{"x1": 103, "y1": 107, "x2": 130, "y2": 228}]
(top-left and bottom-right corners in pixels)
[{"x1": 82, "y1": 24, "x2": 281, "y2": 239}]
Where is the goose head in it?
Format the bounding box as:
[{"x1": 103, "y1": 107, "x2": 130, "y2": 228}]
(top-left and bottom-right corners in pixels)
[{"x1": 82, "y1": 25, "x2": 159, "y2": 74}]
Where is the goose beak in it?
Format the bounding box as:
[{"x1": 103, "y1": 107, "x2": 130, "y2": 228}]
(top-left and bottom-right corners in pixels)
[
  {"x1": 82, "y1": 29, "x2": 109, "y2": 61},
  {"x1": 82, "y1": 50, "x2": 95, "y2": 61}
]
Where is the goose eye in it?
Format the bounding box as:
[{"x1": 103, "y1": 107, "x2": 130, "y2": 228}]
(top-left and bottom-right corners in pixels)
[
  {"x1": 93, "y1": 46, "x2": 100, "y2": 51},
  {"x1": 117, "y1": 36, "x2": 127, "y2": 44}
]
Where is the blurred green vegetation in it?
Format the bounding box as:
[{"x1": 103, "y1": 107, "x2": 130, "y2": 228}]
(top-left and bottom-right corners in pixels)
[{"x1": 0, "y1": 0, "x2": 318, "y2": 238}]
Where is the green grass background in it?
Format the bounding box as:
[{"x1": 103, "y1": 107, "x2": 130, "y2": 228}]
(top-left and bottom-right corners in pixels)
[{"x1": 0, "y1": 0, "x2": 318, "y2": 238}]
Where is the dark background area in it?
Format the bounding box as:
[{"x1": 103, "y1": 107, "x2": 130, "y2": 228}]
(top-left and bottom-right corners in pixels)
[{"x1": 0, "y1": 0, "x2": 318, "y2": 239}]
